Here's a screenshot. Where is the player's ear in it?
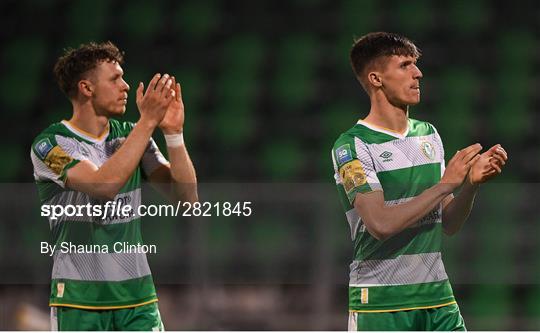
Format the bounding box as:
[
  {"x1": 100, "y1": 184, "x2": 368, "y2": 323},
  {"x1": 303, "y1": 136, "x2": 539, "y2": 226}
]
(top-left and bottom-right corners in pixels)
[
  {"x1": 367, "y1": 71, "x2": 383, "y2": 88},
  {"x1": 78, "y1": 79, "x2": 93, "y2": 97}
]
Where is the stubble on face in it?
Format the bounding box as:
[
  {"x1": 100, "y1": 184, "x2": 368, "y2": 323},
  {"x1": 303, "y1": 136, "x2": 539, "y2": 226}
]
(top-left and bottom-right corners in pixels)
[
  {"x1": 88, "y1": 61, "x2": 129, "y2": 117},
  {"x1": 379, "y1": 55, "x2": 422, "y2": 108}
]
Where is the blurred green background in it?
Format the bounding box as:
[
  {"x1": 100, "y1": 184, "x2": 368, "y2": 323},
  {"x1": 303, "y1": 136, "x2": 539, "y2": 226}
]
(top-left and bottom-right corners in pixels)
[{"x1": 0, "y1": 0, "x2": 539, "y2": 330}]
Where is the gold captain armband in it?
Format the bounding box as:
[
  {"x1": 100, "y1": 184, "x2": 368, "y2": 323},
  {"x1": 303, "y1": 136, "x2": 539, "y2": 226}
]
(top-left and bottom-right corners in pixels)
[
  {"x1": 44, "y1": 146, "x2": 74, "y2": 175},
  {"x1": 339, "y1": 160, "x2": 367, "y2": 193}
]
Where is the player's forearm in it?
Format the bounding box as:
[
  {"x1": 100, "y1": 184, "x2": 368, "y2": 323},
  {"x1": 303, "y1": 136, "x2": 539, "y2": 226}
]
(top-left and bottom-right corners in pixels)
[
  {"x1": 166, "y1": 145, "x2": 198, "y2": 203},
  {"x1": 360, "y1": 183, "x2": 453, "y2": 240},
  {"x1": 442, "y1": 181, "x2": 478, "y2": 235},
  {"x1": 94, "y1": 120, "x2": 156, "y2": 198}
]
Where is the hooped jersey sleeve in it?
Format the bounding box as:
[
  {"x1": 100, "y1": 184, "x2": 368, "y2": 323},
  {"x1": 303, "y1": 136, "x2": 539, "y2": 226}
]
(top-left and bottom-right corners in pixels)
[
  {"x1": 141, "y1": 137, "x2": 169, "y2": 178},
  {"x1": 30, "y1": 133, "x2": 83, "y2": 188},
  {"x1": 332, "y1": 134, "x2": 382, "y2": 204}
]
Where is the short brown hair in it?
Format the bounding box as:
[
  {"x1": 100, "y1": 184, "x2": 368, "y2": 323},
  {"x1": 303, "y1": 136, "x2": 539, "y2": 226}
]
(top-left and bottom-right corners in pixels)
[
  {"x1": 350, "y1": 32, "x2": 421, "y2": 91},
  {"x1": 53, "y1": 41, "x2": 124, "y2": 98}
]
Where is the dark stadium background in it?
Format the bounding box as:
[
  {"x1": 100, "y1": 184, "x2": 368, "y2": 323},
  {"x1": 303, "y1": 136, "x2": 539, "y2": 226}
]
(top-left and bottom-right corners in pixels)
[{"x1": 1, "y1": 0, "x2": 539, "y2": 330}]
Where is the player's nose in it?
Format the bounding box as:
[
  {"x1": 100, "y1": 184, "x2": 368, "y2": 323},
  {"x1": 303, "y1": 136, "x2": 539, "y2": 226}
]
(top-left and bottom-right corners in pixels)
[
  {"x1": 121, "y1": 79, "x2": 130, "y2": 91},
  {"x1": 413, "y1": 65, "x2": 423, "y2": 79}
]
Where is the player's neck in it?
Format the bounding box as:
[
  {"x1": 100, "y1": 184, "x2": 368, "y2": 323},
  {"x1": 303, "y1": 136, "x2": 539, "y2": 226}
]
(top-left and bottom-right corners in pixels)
[
  {"x1": 365, "y1": 96, "x2": 409, "y2": 134},
  {"x1": 69, "y1": 102, "x2": 110, "y2": 139}
]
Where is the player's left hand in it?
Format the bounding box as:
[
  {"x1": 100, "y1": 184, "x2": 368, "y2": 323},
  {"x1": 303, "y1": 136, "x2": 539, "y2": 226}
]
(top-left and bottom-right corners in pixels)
[
  {"x1": 469, "y1": 144, "x2": 508, "y2": 185},
  {"x1": 159, "y1": 76, "x2": 184, "y2": 134}
]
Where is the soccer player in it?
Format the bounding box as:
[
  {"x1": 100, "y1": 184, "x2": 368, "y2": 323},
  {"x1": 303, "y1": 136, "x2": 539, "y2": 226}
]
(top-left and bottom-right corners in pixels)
[
  {"x1": 30, "y1": 41, "x2": 197, "y2": 330},
  {"x1": 331, "y1": 32, "x2": 508, "y2": 331}
]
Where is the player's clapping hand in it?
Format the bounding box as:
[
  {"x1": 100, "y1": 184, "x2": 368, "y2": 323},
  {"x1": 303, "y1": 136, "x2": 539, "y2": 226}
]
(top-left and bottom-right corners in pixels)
[
  {"x1": 440, "y1": 143, "x2": 482, "y2": 192},
  {"x1": 136, "y1": 73, "x2": 175, "y2": 127},
  {"x1": 469, "y1": 144, "x2": 508, "y2": 185},
  {"x1": 159, "y1": 76, "x2": 184, "y2": 135}
]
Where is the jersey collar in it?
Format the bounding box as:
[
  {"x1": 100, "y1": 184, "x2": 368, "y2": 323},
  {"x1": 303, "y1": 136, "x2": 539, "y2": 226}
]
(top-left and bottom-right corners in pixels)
[
  {"x1": 61, "y1": 120, "x2": 109, "y2": 144},
  {"x1": 356, "y1": 119, "x2": 409, "y2": 139}
]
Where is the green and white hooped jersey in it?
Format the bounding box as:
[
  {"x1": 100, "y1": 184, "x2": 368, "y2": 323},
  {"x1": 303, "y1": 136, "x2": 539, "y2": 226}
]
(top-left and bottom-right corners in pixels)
[
  {"x1": 332, "y1": 118, "x2": 456, "y2": 312},
  {"x1": 31, "y1": 119, "x2": 168, "y2": 309}
]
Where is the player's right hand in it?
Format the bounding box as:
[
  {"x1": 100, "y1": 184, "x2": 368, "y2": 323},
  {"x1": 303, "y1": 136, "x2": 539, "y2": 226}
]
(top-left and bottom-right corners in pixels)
[
  {"x1": 136, "y1": 73, "x2": 175, "y2": 127},
  {"x1": 469, "y1": 144, "x2": 508, "y2": 184},
  {"x1": 440, "y1": 143, "x2": 482, "y2": 192}
]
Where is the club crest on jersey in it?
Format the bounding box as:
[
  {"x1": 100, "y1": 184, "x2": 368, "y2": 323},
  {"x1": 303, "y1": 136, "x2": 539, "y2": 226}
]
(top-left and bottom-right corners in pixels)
[
  {"x1": 336, "y1": 144, "x2": 353, "y2": 166},
  {"x1": 421, "y1": 141, "x2": 436, "y2": 160},
  {"x1": 35, "y1": 138, "x2": 54, "y2": 159}
]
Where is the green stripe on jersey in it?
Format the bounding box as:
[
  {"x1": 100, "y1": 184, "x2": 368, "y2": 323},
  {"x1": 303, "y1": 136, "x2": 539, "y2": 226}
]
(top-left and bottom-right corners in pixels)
[
  {"x1": 50, "y1": 276, "x2": 157, "y2": 308},
  {"x1": 349, "y1": 280, "x2": 455, "y2": 311},
  {"x1": 354, "y1": 222, "x2": 443, "y2": 261},
  {"x1": 348, "y1": 125, "x2": 397, "y2": 145},
  {"x1": 36, "y1": 180, "x2": 65, "y2": 203},
  {"x1": 377, "y1": 163, "x2": 441, "y2": 201},
  {"x1": 108, "y1": 119, "x2": 136, "y2": 140},
  {"x1": 407, "y1": 118, "x2": 435, "y2": 138}
]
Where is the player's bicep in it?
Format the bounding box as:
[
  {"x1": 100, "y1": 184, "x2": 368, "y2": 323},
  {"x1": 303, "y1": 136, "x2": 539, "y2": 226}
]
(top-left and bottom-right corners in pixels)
[
  {"x1": 353, "y1": 190, "x2": 386, "y2": 238},
  {"x1": 353, "y1": 190, "x2": 385, "y2": 215}
]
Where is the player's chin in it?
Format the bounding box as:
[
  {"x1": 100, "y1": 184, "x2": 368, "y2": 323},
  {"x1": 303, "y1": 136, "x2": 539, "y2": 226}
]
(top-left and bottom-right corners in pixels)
[
  {"x1": 409, "y1": 98, "x2": 420, "y2": 105},
  {"x1": 107, "y1": 107, "x2": 126, "y2": 117},
  {"x1": 407, "y1": 95, "x2": 421, "y2": 105}
]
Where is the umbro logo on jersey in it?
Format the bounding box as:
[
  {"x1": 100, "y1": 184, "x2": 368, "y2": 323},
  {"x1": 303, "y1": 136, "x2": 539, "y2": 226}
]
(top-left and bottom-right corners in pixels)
[{"x1": 379, "y1": 151, "x2": 393, "y2": 162}]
